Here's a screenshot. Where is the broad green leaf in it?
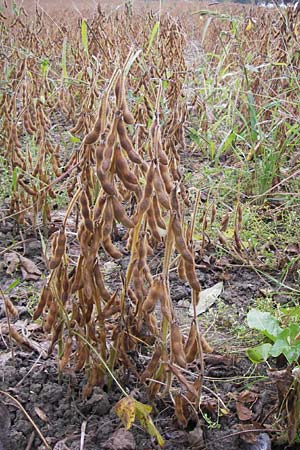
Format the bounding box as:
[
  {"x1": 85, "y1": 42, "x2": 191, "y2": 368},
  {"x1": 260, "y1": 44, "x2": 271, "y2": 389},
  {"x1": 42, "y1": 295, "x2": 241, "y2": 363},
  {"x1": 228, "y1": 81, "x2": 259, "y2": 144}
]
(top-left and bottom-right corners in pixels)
[
  {"x1": 146, "y1": 21, "x2": 159, "y2": 54},
  {"x1": 271, "y1": 324, "x2": 300, "y2": 364},
  {"x1": 247, "y1": 309, "x2": 282, "y2": 341},
  {"x1": 62, "y1": 37, "x2": 68, "y2": 79},
  {"x1": 81, "y1": 19, "x2": 89, "y2": 56},
  {"x1": 246, "y1": 343, "x2": 272, "y2": 364}
]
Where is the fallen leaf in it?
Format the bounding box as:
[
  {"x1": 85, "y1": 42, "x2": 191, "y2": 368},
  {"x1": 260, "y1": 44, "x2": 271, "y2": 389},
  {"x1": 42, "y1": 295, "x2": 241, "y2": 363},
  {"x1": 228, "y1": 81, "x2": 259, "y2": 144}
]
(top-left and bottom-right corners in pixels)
[
  {"x1": 34, "y1": 406, "x2": 49, "y2": 423},
  {"x1": 19, "y1": 255, "x2": 41, "y2": 281},
  {"x1": 236, "y1": 401, "x2": 253, "y2": 421},
  {"x1": 4, "y1": 252, "x2": 19, "y2": 275},
  {"x1": 3, "y1": 252, "x2": 41, "y2": 281},
  {"x1": 189, "y1": 282, "x2": 223, "y2": 316}
]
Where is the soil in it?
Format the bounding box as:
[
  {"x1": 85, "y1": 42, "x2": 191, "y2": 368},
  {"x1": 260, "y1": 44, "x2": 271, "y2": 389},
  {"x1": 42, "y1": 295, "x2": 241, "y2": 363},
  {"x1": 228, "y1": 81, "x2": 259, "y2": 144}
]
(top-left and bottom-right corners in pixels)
[
  {"x1": 0, "y1": 216, "x2": 291, "y2": 450},
  {"x1": 0, "y1": 2, "x2": 298, "y2": 450}
]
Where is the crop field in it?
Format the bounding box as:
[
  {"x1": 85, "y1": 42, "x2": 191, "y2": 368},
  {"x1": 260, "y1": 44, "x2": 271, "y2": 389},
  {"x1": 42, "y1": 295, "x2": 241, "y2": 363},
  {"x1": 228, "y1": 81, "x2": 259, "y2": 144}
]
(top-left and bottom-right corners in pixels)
[{"x1": 1, "y1": 1, "x2": 300, "y2": 449}]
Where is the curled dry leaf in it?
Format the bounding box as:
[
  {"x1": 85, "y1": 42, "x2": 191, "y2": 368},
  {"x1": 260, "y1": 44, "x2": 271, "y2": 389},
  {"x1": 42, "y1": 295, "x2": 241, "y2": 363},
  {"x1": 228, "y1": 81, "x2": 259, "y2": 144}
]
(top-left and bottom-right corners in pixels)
[{"x1": 3, "y1": 252, "x2": 41, "y2": 281}]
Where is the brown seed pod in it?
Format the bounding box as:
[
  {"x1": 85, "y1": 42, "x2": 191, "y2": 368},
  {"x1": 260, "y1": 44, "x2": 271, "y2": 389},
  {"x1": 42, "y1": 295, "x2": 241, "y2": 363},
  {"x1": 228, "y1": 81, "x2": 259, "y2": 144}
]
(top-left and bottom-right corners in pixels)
[
  {"x1": 183, "y1": 252, "x2": 201, "y2": 292},
  {"x1": 96, "y1": 167, "x2": 117, "y2": 195},
  {"x1": 115, "y1": 145, "x2": 139, "y2": 185},
  {"x1": 159, "y1": 162, "x2": 173, "y2": 194},
  {"x1": 171, "y1": 213, "x2": 194, "y2": 264},
  {"x1": 95, "y1": 138, "x2": 105, "y2": 170},
  {"x1": 93, "y1": 261, "x2": 111, "y2": 301},
  {"x1": 217, "y1": 230, "x2": 228, "y2": 245},
  {"x1": 200, "y1": 334, "x2": 213, "y2": 353},
  {"x1": 147, "y1": 204, "x2": 162, "y2": 242},
  {"x1": 103, "y1": 235, "x2": 122, "y2": 259},
  {"x1": 211, "y1": 203, "x2": 217, "y2": 225},
  {"x1": 160, "y1": 283, "x2": 172, "y2": 322},
  {"x1": 59, "y1": 336, "x2": 73, "y2": 370},
  {"x1": 184, "y1": 321, "x2": 197, "y2": 363},
  {"x1": 49, "y1": 228, "x2": 66, "y2": 270},
  {"x1": 5, "y1": 298, "x2": 18, "y2": 318},
  {"x1": 136, "y1": 161, "x2": 155, "y2": 217},
  {"x1": 140, "y1": 344, "x2": 161, "y2": 383},
  {"x1": 171, "y1": 322, "x2": 186, "y2": 368},
  {"x1": 102, "y1": 113, "x2": 120, "y2": 172},
  {"x1": 142, "y1": 277, "x2": 161, "y2": 314},
  {"x1": 117, "y1": 119, "x2": 143, "y2": 165},
  {"x1": 70, "y1": 114, "x2": 85, "y2": 134},
  {"x1": 177, "y1": 256, "x2": 187, "y2": 282},
  {"x1": 112, "y1": 195, "x2": 135, "y2": 228},
  {"x1": 80, "y1": 189, "x2": 94, "y2": 233},
  {"x1": 153, "y1": 166, "x2": 171, "y2": 210},
  {"x1": 121, "y1": 76, "x2": 135, "y2": 125},
  {"x1": 152, "y1": 195, "x2": 166, "y2": 230},
  {"x1": 93, "y1": 192, "x2": 106, "y2": 222},
  {"x1": 220, "y1": 212, "x2": 230, "y2": 232},
  {"x1": 33, "y1": 285, "x2": 52, "y2": 320},
  {"x1": 43, "y1": 300, "x2": 58, "y2": 333}
]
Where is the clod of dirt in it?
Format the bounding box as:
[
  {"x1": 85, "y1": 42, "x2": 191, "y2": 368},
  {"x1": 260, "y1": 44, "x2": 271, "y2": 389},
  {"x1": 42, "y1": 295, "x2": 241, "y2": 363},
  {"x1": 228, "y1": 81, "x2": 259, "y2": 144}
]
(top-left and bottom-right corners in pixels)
[
  {"x1": 80, "y1": 387, "x2": 111, "y2": 416},
  {"x1": 188, "y1": 422, "x2": 205, "y2": 448},
  {"x1": 241, "y1": 433, "x2": 271, "y2": 450},
  {"x1": 105, "y1": 428, "x2": 136, "y2": 450},
  {"x1": 0, "y1": 401, "x2": 10, "y2": 450}
]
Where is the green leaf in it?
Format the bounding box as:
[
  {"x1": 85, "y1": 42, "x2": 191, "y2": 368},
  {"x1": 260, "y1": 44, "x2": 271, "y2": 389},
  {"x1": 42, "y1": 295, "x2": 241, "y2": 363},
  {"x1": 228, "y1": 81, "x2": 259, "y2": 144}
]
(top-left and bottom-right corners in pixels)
[
  {"x1": 146, "y1": 21, "x2": 160, "y2": 55},
  {"x1": 81, "y1": 19, "x2": 89, "y2": 56},
  {"x1": 246, "y1": 343, "x2": 272, "y2": 364},
  {"x1": 271, "y1": 324, "x2": 300, "y2": 364},
  {"x1": 62, "y1": 37, "x2": 68, "y2": 79},
  {"x1": 247, "y1": 309, "x2": 282, "y2": 341},
  {"x1": 5, "y1": 279, "x2": 20, "y2": 293},
  {"x1": 68, "y1": 133, "x2": 81, "y2": 144}
]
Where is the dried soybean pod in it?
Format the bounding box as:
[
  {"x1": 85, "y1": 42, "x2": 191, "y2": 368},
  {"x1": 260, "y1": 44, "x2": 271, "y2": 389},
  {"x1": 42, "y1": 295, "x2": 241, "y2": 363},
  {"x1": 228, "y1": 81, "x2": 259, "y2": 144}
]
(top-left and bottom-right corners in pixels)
[
  {"x1": 59, "y1": 336, "x2": 73, "y2": 370},
  {"x1": 142, "y1": 277, "x2": 161, "y2": 314},
  {"x1": 117, "y1": 119, "x2": 143, "y2": 164},
  {"x1": 171, "y1": 322, "x2": 186, "y2": 368},
  {"x1": 146, "y1": 204, "x2": 161, "y2": 242},
  {"x1": 112, "y1": 195, "x2": 134, "y2": 228},
  {"x1": 5, "y1": 298, "x2": 18, "y2": 318},
  {"x1": 152, "y1": 195, "x2": 166, "y2": 230},
  {"x1": 183, "y1": 255, "x2": 201, "y2": 292},
  {"x1": 93, "y1": 261, "x2": 111, "y2": 301},
  {"x1": 160, "y1": 283, "x2": 172, "y2": 322},
  {"x1": 177, "y1": 256, "x2": 187, "y2": 282},
  {"x1": 211, "y1": 203, "x2": 217, "y2": 225},
  {"x1": 200, "y1": 334, "x2": 213, "y2": 353},
  {"x1": 103, "y1": 235, "x2": 122, "y2": 259},
  {"x1": 137, "y1": 232, "x2": 147, "y2": 271},
  {"x1": 115, "y1": 145, "x2": 138, "y2": 185},
  {"x1": 95, "y1": 138, "x2": 105, "y2": 170},
  {"x1": 140, "y1": 344, "x2": 162, "y2": 383},
  {"x1": 102, "y1": 113, "x2": 120, "y2": 172},
  {"x1": 121, "y1": 75, "x2": 135, "y2": 125},
  {"x1": 171, "y1": 213, "x2": 194, "y2": 264},
  {"x1": 101, "y1": 196, "x2": 114, "y2": 240},
  {"x1": 70, "y1": 115, "x2": 85, "y2": 134},
  {"x1": 220, "y1": 212, "x2": 229, "y2": 232},
  {"x1": 43, "y1": 300, "x2": 58, "y2": 333},
  {"x1": 80, "y1": 189, "x2": 93, "y2": 233},
  {"x1": 96, "y1": 167, "x2": 117, "y2": 195},
  {"x1": 137, "y1": 161, "x2": 155, "y2": 217},
  {"x1": 33, "y1": 285, "x2": 51, "y2": 320},
  {"x1": 153, "y1": 166, "x2": 170, "y2": 210},
  {"x1": 159, "y1": 162, "x2": 173, "y2": 194},
  {"x1": 184, "y1": 321, "x2": 197, "y2": 363},
  {"x1": 93, "y1": 195, "x2": 106, "y2": 223},
  {"x1": 49, "y1": 228, "x2": 66, "y2": 270}
]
